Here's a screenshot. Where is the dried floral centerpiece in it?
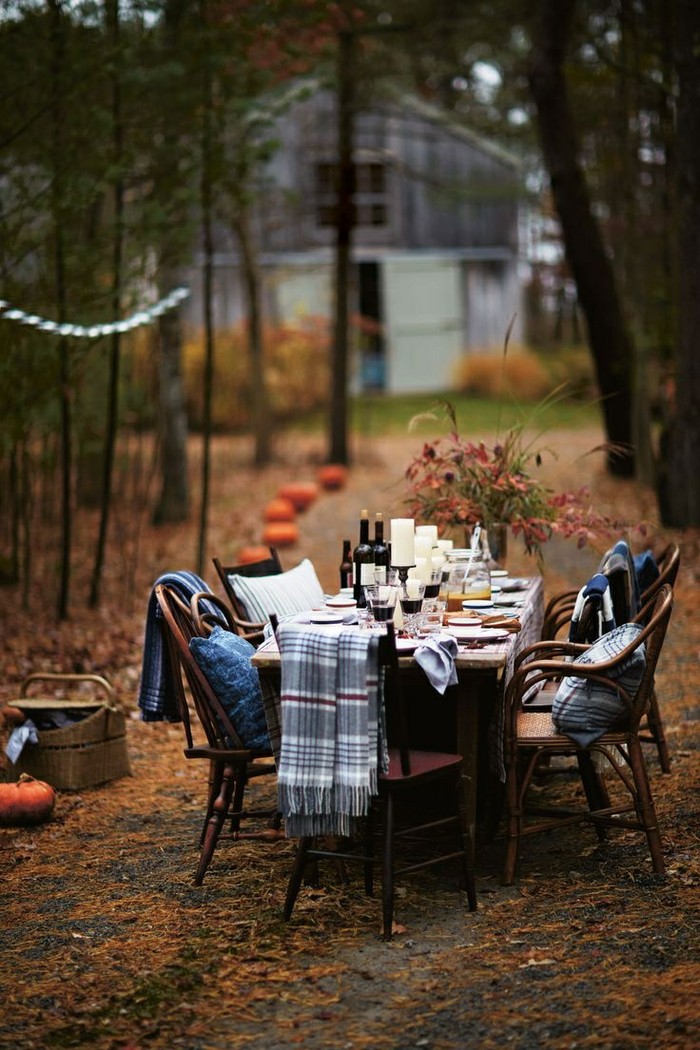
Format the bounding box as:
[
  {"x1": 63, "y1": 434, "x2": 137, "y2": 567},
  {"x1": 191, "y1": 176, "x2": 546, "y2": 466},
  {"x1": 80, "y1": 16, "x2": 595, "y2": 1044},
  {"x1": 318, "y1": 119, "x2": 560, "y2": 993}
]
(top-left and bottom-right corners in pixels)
[{"x1": 405, "y1": 400, "x2": 626, "y2": 561}]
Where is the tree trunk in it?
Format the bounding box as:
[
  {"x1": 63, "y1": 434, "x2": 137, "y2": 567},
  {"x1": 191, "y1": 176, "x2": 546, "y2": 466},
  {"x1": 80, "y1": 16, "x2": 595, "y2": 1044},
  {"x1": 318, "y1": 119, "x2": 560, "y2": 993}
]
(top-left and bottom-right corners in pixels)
[
  {"x1": 235, "y1": 210, "x2": 271, "y2": 467},
  {"x1": 152, "y1": 301, "x2": 189, "y2": 524},
  {"x1": 328, "y1": 27, "x2": 355, "y2": 467},
  {"x1": 662, "y1": 0, "x2": 700, "y2": 525},
  {"x1": 529, "y1": 0, "x2": 636, "y2": 476},
  {"x1": 90, "y1": 0, "x2": 123, "y2": 608}
]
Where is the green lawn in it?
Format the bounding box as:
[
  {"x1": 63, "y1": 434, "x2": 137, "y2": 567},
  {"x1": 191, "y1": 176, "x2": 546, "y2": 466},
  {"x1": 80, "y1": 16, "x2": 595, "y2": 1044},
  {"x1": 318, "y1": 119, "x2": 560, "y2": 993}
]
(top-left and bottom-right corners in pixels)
[{"x1": 288, "y1": 392, "x2": 602, "y2": 438}]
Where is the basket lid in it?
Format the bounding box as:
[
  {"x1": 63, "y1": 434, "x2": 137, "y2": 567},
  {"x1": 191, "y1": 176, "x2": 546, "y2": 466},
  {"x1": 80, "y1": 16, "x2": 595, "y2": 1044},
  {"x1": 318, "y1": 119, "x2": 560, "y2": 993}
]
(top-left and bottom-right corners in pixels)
[{"x1": 9, "y1": 697, "x2": 113, "y2": 712}]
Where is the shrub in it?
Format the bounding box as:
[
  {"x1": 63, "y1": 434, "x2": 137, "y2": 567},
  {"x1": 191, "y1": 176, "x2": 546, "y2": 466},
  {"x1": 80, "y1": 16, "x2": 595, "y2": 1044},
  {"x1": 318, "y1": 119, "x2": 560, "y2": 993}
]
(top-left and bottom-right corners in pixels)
[
  {"x1": 182, "y1": 317, "x2": 330, "y2": 431},
  {"x1": 452, "y1": 346, "x2": 552, "y2": 401}
]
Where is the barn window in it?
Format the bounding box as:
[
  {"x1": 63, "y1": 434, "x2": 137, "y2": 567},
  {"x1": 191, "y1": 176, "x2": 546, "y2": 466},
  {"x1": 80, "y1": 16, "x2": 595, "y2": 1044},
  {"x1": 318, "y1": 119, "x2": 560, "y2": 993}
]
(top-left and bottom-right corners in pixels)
[{"x1": 315, "y1": 161, "x2": 388, "y2": 228}]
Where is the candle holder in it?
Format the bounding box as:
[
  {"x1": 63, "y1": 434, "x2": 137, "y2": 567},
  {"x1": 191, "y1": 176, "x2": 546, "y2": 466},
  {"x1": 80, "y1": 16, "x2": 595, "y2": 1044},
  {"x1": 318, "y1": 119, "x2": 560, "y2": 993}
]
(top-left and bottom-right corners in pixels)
[{"x1": 391, "y1": 564, "x2": 415, "y2": 587}]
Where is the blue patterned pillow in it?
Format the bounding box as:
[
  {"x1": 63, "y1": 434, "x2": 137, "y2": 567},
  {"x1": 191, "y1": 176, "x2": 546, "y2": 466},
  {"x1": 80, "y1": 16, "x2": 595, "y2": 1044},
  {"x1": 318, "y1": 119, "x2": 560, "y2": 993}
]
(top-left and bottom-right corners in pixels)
[
  {"x1": 552, "y1": 623, "x2": 646, "y2": 747},
  {"x1": 189, "y1": 627, "x2": 271, "y2": 754}
]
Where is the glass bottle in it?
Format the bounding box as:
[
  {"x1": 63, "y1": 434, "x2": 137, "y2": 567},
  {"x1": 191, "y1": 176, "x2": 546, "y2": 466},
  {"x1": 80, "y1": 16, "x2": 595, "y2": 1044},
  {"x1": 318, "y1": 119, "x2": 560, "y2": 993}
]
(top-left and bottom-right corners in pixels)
[
  {"x1": 339, "y1": 539, "x2": 353, "y2": 590},
  {"x1": 353, "y1": 509, "x2": 374, "y2": 606},
  {"x1": 373, "y1": 512, "x2": 390, "y2": 585}
]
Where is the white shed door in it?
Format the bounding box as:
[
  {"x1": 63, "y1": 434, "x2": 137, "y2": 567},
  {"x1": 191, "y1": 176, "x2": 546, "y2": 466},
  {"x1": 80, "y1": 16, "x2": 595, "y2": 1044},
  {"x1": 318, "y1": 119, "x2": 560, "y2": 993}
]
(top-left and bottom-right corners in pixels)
[{"x1": 381, "y1": 256, "x2": 463, "y2": 393}]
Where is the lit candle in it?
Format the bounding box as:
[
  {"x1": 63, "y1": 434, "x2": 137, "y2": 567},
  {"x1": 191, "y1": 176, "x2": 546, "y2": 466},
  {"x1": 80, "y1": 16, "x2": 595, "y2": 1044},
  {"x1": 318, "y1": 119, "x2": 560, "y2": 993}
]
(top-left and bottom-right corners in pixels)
[
  {"x1": 414, "y1": 536, "x2": 433, "y2": 562},
  {"x1": 406, "y1": 578, "x2": 422, "y2": 599},
  {"x1": 390, "y1": 518, "x2": 415, "y2": 567}
]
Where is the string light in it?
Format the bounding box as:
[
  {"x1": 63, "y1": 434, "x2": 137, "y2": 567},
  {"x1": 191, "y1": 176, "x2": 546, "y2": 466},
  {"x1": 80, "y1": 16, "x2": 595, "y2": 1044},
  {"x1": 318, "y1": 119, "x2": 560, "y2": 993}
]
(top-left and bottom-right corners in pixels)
[{"x1": 0, "y1": 287, "x2": 190, "y2": 338}]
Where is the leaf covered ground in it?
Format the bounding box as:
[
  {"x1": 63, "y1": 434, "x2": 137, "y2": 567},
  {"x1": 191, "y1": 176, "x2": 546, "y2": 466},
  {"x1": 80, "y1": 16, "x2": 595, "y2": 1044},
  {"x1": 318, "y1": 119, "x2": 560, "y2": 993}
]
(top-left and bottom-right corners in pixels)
[{"x1": 1, "y1": 429, "x2": 698, "y2": 1050}]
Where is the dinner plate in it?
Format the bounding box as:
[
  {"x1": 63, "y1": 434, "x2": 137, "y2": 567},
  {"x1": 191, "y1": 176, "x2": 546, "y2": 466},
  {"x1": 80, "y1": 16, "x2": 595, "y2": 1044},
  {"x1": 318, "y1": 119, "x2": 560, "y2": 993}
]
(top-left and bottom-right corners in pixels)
[
  {"x1": 309, "y1": 611, "x2": 345, "y2": 625},
  {"x1": 490, "y1": 569, "x2": 508, "y2": 578},
  {"x1": 447, "y1": 615, "x2": 482, "y2": 627},
  {"x1": 448, "y1": 627, "x2": 510, "y2": 642},
  {"x1": 325, "y1": 595, "x2": 357, "y2": 609},
  {"x1": 395, "y1": 637, "x2": 418, "y2": 652},
  {"x1": 501, "y1": 578, "x2": 530, "y2": 592},
  {"x1": 462, "y1": 599, "x2": 495, "y2": 610},
  {"x1": 494, "y1": 595, "x2": 525, "y2": 607}
]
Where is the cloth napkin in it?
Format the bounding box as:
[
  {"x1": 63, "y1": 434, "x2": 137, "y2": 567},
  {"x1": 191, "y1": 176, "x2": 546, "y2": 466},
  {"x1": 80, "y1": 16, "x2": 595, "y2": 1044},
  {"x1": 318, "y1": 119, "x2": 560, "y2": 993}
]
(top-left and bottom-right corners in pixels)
[{"x1": 415, "y1": 634, "x2": 459, "y2": 694}]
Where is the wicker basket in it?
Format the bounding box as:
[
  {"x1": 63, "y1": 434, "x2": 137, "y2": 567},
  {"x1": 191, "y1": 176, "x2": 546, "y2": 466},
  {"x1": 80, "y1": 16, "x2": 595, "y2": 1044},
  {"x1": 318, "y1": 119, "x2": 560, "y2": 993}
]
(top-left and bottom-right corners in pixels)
[{"x1": 3, "y1": 674, "x2": 131, "y2": 791}]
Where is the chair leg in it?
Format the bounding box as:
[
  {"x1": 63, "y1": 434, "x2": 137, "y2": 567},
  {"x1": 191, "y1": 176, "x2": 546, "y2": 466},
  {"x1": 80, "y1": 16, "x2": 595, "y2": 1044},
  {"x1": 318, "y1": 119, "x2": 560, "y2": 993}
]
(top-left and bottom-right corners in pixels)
[
  {"x1": 228, "y1": 769, "x2": 247, "y2": 835},
  {"x1": 381, "y1": 792, "x2": 395, "y2": 941},
  {"x1": 644, "y1": 688, "x2": 672, "y2": 773},
  {"x1": 502, "y1": 755, "x2": 522, "y2": 885},
  {"x1": 577, "y1": 751, "x2": 610, "y2": 841},
  {"x1": 195, "y1": 761, "x2": 236, "y2": 885},
  {"x1": 363, "y1": 809, "x2": 375, "y2": 896},
  {"x1": 283, "y1": 837, "x2": 312, "y2": 921},
  {"x1": 453, "y1": 773, "x2": 477, "y2": 910},
  {"x1": 627, "y1": 737, "x2": 665, "y2": 874}
]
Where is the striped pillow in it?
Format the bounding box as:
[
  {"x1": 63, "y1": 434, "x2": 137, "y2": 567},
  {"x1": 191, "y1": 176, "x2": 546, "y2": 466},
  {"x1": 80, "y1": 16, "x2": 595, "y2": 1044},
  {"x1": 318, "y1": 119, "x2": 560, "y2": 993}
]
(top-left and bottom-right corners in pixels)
[
  {"x1": 552, "y1": 623, "x2": 646, "y2": 747},
  {"x1": 228, "y1": 558, "x2": 324, "y2": 624}
]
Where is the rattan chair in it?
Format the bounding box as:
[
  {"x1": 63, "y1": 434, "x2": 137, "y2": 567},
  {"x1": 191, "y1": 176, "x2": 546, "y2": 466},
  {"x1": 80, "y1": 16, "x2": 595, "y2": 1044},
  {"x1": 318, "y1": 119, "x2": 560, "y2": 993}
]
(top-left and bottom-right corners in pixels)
[
  {"x1": 279, "y1": 620, "x2": 477, "y2": 940},
  {"x1": 213, "y1": 548, "x2": 282, "y2": 646},
  {"x1": 155, "y1": 583, "x2": 279, "y2": 884},
  {"x1": 502, "y1": 584, "x2": 673, "y2": 884}
]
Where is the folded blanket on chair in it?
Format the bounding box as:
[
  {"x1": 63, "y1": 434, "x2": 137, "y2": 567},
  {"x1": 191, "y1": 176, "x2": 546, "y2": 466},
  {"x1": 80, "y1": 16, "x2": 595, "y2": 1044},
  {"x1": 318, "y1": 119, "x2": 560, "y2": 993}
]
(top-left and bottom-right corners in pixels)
[
  {"x1": 568, "y1": 573, "x2": 615, "y2": 644},
  {"x1": 276, "y1": 624, "x2": 387, "y2": 838},
  {"x1": 137, "y1": 570, "x2": 216, "y2": 722}
]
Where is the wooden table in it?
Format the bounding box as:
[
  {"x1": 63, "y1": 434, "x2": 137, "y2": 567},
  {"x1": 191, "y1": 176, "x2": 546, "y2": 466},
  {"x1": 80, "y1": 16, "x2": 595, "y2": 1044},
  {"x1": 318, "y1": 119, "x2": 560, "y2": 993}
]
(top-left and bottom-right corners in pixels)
[{"x1": 252, "y1": 577, "x2": 544, "y2": 864}]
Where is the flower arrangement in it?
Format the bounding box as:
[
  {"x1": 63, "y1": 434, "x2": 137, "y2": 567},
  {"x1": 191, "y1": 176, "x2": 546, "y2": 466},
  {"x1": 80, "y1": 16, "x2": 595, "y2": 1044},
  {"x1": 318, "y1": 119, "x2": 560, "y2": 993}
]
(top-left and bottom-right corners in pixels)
[{"x1": 404, "y1": 400, "x2": 626, "y2": 559}]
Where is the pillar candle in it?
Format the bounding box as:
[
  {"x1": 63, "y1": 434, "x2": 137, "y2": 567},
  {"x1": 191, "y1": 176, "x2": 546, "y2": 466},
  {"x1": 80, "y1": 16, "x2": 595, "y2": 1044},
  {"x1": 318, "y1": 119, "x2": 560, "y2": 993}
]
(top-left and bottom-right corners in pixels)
[
  {"x1": 415, "y1": 525, "x2": 438, "y2": 542},
  {"x1": 414, "y1": 536, "x2": 433, "y2": 562},
  {"x1": 390, "y1": 518, "x2": 415, "y2": 566},
  {"x1": 406, "y1": 578, "x2": 422, "y2": 599}
]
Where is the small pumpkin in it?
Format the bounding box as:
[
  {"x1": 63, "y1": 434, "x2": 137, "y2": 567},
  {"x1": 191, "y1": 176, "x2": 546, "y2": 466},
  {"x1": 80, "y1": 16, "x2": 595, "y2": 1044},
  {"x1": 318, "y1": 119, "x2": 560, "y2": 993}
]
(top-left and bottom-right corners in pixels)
[
  {"x1": 262, "y1": 521, "x2": 300, "y2": 548},
  {"x1": 277, "y1": 481, "x2": 319, "y2": 512},
  {"x1": 0, "y1": 774, "x2": 56, "y2": 827},
  {"x1": 237, "y1": 545, "x2": 274, "y2": 566},
  {"x1": 317, "y1": 463, "x2": 348, "y2": 491},
  {"x1": 262, "y1": 497, "x2": 296, "y2": 523}
]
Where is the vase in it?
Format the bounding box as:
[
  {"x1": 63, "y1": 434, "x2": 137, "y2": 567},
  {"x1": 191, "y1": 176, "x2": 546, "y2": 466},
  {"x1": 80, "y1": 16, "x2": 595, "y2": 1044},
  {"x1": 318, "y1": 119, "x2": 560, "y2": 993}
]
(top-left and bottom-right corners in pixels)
[{"x1": 483, "y1": 524, "x2": 508, "y2": 569}]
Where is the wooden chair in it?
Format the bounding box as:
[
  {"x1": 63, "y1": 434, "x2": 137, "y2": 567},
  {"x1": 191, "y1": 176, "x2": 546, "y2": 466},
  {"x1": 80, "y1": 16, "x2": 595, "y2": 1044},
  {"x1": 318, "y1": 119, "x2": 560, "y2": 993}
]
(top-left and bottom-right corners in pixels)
[
  {"x1": 155, "y1": 583, "x2": 279, "y2": 885},
  {"x1": 502, "y1": 585, "x2": 673, "y2": 884},
  {"x1": 280, "y1": 620, "x2": 477, "y2": 940},
  {"x1": 635, "y1": 543, "x2": 680, "y2": 772},
  {"x1": 213, "y1": 548, "x2": 282, "y2": 646}
]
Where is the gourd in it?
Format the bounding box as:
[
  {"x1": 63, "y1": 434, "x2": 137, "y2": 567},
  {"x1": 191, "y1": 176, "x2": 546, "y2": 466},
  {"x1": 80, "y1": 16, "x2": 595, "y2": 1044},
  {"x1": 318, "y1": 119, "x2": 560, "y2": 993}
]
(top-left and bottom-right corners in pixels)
[
  {"x1": 262, "y1": 497, "x2": 296, "y2": 523},
  {"x1": 277, "y1": 481, "x2": 319, "y2": 512},
  {"x1": 262, "y1": 521, "x2": 300, "y2": 547},
  {"x1": 317, "y1": 464, "x2": 348, "y2": 491},
  {"x1": 237, "y1": 545, "x2": 274, "y2": 566},
  {"x1": 0, "y1": 774, "x2": 56, "y2": 827}
]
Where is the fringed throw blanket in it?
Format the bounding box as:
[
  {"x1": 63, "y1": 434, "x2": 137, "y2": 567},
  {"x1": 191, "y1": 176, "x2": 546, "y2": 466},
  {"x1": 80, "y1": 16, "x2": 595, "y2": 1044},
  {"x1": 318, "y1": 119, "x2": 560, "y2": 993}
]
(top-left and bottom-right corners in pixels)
[{"x1": 277, "y1": 624, "x2": 387, "y2": 838}]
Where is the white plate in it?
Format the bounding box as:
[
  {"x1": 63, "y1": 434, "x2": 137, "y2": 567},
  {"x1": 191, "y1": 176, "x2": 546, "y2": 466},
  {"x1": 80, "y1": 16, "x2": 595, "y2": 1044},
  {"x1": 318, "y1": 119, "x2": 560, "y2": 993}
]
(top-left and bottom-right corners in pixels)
[
  {"x1": 449, "y1": 627, "x2": 510, "y2": 642},
  {"x1": 395, "y1": 637, "x2": 418, "y2": 652},
  {"x1": 490, "y1": 583, "x2": 502, "y2": 593},
  {"x1": 501, "y1": 578, "x2": 530, "y2": 592},
  {"x1": 447, "y1": 616, "x2": 483, "y2": 627},
  {"x1": 325, "y1": 595, "x2": 357, "y2": 609},
  {"x1": 309, "y1": 611, "x2": 345, "y2": 625},
  {"x1": 462, "y1": 599, "x2": 495, "y2": 609},
  {"x1": 494, "y1": 595, "x2": 525, "y2": 607},
  {"x1": 490, "y1": 569, "x2": 508, "y2": 577}
]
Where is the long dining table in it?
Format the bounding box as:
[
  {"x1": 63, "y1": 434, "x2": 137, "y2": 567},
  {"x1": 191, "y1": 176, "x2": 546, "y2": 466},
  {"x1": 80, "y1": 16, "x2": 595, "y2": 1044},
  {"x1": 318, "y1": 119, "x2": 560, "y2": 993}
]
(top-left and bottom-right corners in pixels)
[{"x1": 251, "y1": 576, "x2": 545, "y2": 867}]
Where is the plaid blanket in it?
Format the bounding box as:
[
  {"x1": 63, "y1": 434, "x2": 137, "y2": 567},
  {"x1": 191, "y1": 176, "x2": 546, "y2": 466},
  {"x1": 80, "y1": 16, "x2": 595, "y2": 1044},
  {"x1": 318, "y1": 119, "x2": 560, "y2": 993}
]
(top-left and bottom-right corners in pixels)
[
  {"x1": 137, "y1": 571, "x2": 216, "y2": 722},
  {"x1": 276, "y1": 624, "x2": 388, "y2": 838}
]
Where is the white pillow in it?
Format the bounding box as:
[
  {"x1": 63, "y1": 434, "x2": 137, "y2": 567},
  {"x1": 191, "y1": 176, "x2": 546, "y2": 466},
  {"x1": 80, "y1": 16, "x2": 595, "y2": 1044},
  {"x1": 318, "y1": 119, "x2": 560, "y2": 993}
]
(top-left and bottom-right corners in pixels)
[{"x1": 228, "y1": 558, "x2": 324, "y2": 623}]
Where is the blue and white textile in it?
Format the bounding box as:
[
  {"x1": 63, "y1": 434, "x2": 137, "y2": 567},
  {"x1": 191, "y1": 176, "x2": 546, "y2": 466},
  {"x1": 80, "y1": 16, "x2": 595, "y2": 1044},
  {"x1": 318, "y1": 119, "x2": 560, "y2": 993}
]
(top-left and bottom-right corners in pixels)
[
  {"x1": 415, "y1": 634, "x2": 458, "y2": 695},
  {"x1": 568, "y1": 573, "x2": 615, "y2": 643},
  {"x1": 598, "y1": 540, "x2": 642, "y2": 622},
  {"x1": 137, "y1": 570, "x2": 216, "y2": 722},
  {"x1": 276, "y1": 624, "x2": 387, "y2": 838}
]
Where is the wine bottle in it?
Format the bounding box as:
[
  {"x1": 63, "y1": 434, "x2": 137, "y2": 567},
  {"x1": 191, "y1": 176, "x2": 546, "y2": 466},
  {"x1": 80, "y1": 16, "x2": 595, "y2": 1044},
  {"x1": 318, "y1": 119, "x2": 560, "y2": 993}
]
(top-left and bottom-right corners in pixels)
[
  {"x1": 373, "y1": 512, "x2": 390, "y2": 585},
  {"x1": 353, "y1": 508, "x2": 374, "y2": 605},
  {"x1": 339, "y1": 539, "x2": 353, "y2": 590}
]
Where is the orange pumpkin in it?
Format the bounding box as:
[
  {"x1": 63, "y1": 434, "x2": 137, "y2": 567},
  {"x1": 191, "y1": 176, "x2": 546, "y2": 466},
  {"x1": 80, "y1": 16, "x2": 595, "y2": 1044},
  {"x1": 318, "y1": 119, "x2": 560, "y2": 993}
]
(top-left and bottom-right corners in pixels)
[
  {"x1": 277, "y1": 481, "x2": 319, "y2": 512},
  {"x1": 262, "y1": 521, "x2": 300, "y2": 547},
  {"x1": 317, "y1": 463, "x2": 348, "y2": 491},
  {"x1": 263, "y1": 497, "x2": 296, "y2": 523},
  {"x1": 237, "y1": 545, "x2": 274, "y2": 566},
  {"x1": 0, "y1": 774, "x2": 56, "y2": 827}
]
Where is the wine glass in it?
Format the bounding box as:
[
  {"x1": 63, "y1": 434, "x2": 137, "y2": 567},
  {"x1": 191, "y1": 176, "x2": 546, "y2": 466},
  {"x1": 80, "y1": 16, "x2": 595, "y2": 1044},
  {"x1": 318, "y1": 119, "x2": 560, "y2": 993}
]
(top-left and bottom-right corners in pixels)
[
  {"x1": 364, "y1": 583, "x2": 400, "y2": 626},
  {"x1": 400, "y1": 579, "x2": 426, "y2": 637}
]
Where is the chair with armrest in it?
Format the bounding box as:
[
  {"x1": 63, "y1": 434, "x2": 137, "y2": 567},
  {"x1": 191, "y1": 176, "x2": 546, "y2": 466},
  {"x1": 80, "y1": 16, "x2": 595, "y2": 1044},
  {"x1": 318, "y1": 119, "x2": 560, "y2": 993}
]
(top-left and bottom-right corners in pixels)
[
  {"x1": 155, "y1": 583, "x2": 279, "y2": 885},
  {"x1": 213, "y1": 548, "x2": 282, "y2": 645},
  {"x1": 502, "y1": 584, "x2": 673, "y2": 884},
  {"x1": 278, "y1": 620, "x2": 477, "y2": 940}
]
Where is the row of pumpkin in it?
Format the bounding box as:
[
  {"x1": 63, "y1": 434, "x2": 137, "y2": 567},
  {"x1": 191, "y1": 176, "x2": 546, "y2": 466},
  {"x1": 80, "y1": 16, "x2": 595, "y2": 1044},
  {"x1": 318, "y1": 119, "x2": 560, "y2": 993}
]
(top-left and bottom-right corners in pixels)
[{"x1": 238, "y1": 463, "x2": 348, "y2": 564}]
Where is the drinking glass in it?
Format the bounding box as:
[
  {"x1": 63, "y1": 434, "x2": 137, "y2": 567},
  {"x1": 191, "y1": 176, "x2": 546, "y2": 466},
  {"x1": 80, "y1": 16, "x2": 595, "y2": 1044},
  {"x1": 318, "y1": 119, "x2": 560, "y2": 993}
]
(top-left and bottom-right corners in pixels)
[
  {"x1": 364, "y1": 583, "x2": 400, "y2": 626},
  {"x1": 400, "y1": 580, "x2": 426, "y2": 637}
]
